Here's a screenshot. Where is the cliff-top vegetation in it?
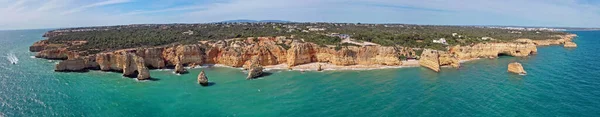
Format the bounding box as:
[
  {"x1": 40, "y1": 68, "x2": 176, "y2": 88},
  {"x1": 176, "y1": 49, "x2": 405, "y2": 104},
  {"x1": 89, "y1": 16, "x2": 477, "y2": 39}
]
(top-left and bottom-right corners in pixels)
[{"x1": 44, "y1": 22, "x2": 568, "y2": 54}]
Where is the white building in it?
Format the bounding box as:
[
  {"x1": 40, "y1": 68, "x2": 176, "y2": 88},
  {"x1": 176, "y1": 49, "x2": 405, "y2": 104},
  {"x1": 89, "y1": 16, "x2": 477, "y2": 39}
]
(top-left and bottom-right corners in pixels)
[
  {"x1": 481, "y1": 37, "x2": 493, "y2": 40},
  {"x1": 433, "y1": 38, "x2": 447, "y2": 45},
  {"x1": 308, "y1": 27, "x2": 326, "y2": 31}
]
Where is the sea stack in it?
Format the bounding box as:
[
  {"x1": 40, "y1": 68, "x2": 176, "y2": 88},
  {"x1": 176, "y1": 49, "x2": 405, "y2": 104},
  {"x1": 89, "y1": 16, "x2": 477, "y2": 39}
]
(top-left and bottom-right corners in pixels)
[
  {"x1": 564, "y1": 42, "x2": 577, "y2": 48},
  {"x1": 508, "y1": 62, "x2": 527, "y2": 75},
  {"x1": 197, "y1": 70, "x2": 209, "y2": 86},
  {"x1": 246, "y1": 56, "x2": 264, "y2": 80},
  {"x1": 317, "y1": 64, "x2": 323, "y2": 71},
  {"x1": 134, "y1": 56, "x2": 150, "y2": 80},
  {"x1": 174, "y1": 63, "x2": 187, "y2": 74}
]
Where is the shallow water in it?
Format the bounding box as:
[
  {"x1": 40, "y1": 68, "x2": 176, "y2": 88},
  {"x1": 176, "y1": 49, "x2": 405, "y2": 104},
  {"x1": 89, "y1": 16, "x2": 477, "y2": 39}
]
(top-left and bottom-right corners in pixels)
[{"x1": 0, "y1": 29, "x2": 599, "y2": 116}]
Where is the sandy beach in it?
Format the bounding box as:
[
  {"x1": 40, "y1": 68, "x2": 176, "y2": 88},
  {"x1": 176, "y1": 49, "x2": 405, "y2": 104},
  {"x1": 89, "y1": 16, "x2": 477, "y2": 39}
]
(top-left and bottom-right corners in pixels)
[{"x1": 262, "y1": 60, "x2": 420, "y2": 71}]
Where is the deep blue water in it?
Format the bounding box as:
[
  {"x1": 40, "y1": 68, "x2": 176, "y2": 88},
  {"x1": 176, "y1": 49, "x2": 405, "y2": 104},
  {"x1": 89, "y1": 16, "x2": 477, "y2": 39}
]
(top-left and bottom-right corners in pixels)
[{"x1": 0, "y1": 30, "x2": 599, "y2": 117}]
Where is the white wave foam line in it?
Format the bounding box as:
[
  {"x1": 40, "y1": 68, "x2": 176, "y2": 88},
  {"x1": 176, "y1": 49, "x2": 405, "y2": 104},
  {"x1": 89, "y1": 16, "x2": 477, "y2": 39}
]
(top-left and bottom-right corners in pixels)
[{"x1": 5, "y1": 53, "x2": 18, "y2": 64}]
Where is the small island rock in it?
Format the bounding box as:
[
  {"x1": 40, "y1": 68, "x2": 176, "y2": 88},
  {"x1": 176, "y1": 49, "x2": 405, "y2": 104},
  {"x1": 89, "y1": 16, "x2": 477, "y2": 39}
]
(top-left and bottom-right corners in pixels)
[
  {"x1": 197, "y1": 70, "x2": 209, "y2": 86},
  {"x1": 317, "y1": 64, "x2": 323, "y2": 71},
  {"x1": 508, "y1": 62, "x2": 527, "y2": 75},
  {"x1": 247, "y1": 64, "x2": 264, "y2": 79},
  {"x1": 174, "y1": 63, "x2": 187, "y2": 74}
]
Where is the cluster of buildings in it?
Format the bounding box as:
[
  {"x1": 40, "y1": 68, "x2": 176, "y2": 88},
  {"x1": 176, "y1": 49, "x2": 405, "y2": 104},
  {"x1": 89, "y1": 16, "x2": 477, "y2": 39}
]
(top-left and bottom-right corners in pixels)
[
  {"x1": 486, "y1": 26, "x2": 567, "y2": 31},
  {"x1": 327, "y1": 33, "x2": 351, "y2": 39}
]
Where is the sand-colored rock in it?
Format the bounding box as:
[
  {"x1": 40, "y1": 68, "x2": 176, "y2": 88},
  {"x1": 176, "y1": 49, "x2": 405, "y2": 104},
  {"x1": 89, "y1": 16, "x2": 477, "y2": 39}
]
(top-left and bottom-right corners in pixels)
[
  {"x1": 450, "y1": 43, "x2": 537, "y2": 61},
  {"x1": 286, "y1": 42, "x2": 317, "y2": 66},
  {"x1": 438, "y1": 51, "x2": 460, "y2": 68},
  {"x1": 134, "y1": 56, "x2": 150, "y2": 80},
  {"x1": 92, "y1": 51, "x2": 151, "y2": 78},
  {"x1": 174, "y1": 62, "x2": 187, "y2": 74},
  {"x1": 55, "y1": 58, "x2": 87, "y2": 72},
  {"x1": 564, "y1": 42, "x2": 577, "y2": 48},
  {"x1": 508, "y1": 62, "x2": 526, "y2": 74},
  {"x1": 419, "y1": 49, "x2": 441, "y2": 72},
  {"x1": 29, "y1": 40, "x2": 51, "y2": 52},
  {"x1": 246, "y1": 56, "x2": 264, "y2": 79},
  {"x1": 35, "y1": 48, "x2": 78, "y2": 60},
  {"x1": 198, "y1": 70, "x2": 209, "y2": 86},
  {"x1": 136, "y1": 47, "x2": 166, "y2": 68}
]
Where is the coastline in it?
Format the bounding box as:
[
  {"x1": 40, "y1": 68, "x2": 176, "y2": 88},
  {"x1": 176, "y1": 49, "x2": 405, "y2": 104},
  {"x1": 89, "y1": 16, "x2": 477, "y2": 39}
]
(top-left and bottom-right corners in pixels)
[
  {"x1": 29, "y1": 25, "x2": 578, "y2": 78},
  {"x1": 178, "y1": 60, "x2": 421, "y2": 72},
  {"x1": 264, "y1": 60, "x2": 420, "y2": 71}
]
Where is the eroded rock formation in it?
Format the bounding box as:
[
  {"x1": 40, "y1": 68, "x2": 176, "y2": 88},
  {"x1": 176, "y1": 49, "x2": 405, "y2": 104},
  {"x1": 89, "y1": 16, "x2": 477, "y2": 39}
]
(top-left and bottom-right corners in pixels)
[
  {"x1": 419, "y1": 49, "x2": 441, "y2": 72},
  {"x1": 564, "y1": 42, "x2": 577, "y2": 48},
  {"x1": 198, "y1": 70, "x2": 209, "y2": 86},
  {"x1": 246, "y1": 56, "x2": 264, "y2": 79},
  {"x1": 508, "y1": 62, "x2": 526, "y2": 74}
]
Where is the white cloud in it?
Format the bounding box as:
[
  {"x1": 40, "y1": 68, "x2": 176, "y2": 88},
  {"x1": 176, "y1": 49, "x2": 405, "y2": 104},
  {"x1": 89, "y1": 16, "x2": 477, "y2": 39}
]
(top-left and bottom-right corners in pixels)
[
  {"x1": 121, "y1": 5, "x2": 206, "y2": 16},
  {"x1": 0, "y1": 0, "x2": 599, "y2": 30},
  {"x1": 61, "y1": 0, "x2": 131, "y2": 15}
]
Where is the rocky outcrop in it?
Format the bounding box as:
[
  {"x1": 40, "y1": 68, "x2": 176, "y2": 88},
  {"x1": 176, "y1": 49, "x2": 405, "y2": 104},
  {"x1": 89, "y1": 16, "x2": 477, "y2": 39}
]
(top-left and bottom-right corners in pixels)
[
  {"x1": 564, "y1": 42, "x2": 577, "y2": 48},
  {"x1": 286, "y1": 42, "x2": 317, "y2": 66},
  {"x1": 55, "y1": 58, "x2": 87, "y2": 72},
  {"x1": 30, "y1": 40, "x2": 51, "y2": 52},
  {"x1": 317, "y1": 64, "x2": 323, "y2": 71},
  {"x1": 134, "y1": 56, "x2": 150, "y2": 80},
  {"x1": 174, "y1": 62, "x2": 187, "y2": 74},
  {"x1": 438, "y1": 51, "x2": 460, "y2": 68},
  {"x1": 286, "y1": 42, "x2": 409, "y2": 67},
  {"x1": 55, "y1": 55, "x2": 99, "y2": 72},
  {"x1": 90, "y1": 51, "x2": 152, "y2": 78},
  {"x1": 450, "y1": 43, "x2": 537, "y2": 60},
  {"x1": 35, "y1": 48, "x2": 78, "y2": 60},
  {"x1": 198, "y1": 70, "x2": 209, "y2": 86},
  {"x1": 419, "y1": 49, "x2": 441, "y2": 72},
  {"x1": 508, "y1": 62, "x2": 526, "y2": 75},
  {"x1": 246, "y1": 57, "x2": 264, "y2": 79},
  {"x1": 531, "y1": 34, "x2": 577, "y2": 46},
  {"x1": 136, "y1": 47, "x2": 166, "y2": 68}
]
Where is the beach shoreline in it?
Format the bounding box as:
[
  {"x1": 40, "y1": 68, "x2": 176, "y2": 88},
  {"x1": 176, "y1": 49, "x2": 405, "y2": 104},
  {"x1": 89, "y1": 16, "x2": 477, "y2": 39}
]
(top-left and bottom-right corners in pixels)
[{"x1": 182, "y1": 60, "x2": 421, "y2": 72}]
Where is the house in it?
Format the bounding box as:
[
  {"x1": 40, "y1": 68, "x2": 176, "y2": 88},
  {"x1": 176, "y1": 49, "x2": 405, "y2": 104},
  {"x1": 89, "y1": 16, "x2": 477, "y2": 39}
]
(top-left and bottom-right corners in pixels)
[
  {"x1": 182, "y1": 30, "x2": 194, "y2": 35},
  {"x1": 327, "y1": 33, "x2": 351, "y2": 39},
  {"x1": 433, "y1": 38, "x2": 447, "y2": 45},
  {"x1": 481, "y1": 37, "x2": 493, "y2": 40},
  {"x1": 308, "y1": 27, "x2": 326, "y2": 31}
]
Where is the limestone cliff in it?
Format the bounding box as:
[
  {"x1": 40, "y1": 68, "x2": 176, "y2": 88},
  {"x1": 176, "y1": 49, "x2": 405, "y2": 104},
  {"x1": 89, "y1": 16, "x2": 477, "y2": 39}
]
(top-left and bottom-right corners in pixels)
[
  {"x1": 450, "y1": 43, "x2": 537, "y2": 60},
  {"x1": 35, "y1": 48, "x2": 78, "y2": 60},
  {"x1": 198, "y1": 70, "x2": 209, "y2": 86},
  {"x1": 32, "y1": 33, "x2": 575, "y2": 76},
  {"x1": 419, "y1": 42, "x2": 537, "y2": 72}
]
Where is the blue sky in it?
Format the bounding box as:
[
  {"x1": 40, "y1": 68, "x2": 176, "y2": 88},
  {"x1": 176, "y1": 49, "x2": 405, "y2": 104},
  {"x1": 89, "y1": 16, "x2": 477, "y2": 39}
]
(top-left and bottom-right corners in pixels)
[{"x1": 1, "y1": 0, "x2": 600, "y2": 30}]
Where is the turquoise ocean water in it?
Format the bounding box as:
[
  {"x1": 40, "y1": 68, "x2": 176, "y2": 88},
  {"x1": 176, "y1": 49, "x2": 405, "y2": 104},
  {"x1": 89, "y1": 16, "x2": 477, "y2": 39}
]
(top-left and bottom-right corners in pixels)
[{"x1": 0, "y1": 29, "x2": 599, "y2": 116}]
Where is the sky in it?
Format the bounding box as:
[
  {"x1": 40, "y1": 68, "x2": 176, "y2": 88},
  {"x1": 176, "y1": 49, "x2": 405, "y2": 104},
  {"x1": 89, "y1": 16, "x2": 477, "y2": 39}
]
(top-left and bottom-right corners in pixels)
[{"x1": 1, "y1": 0, "x2": 600, "y2": 30}]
